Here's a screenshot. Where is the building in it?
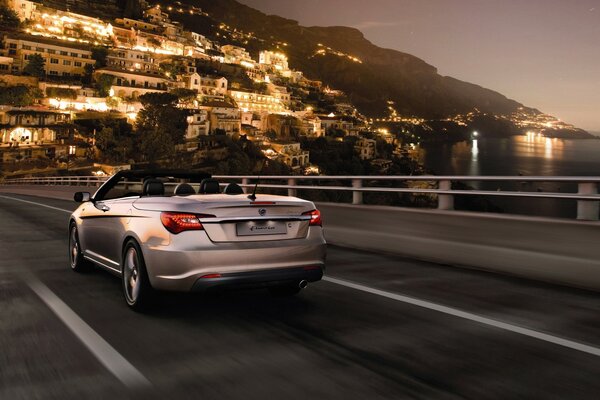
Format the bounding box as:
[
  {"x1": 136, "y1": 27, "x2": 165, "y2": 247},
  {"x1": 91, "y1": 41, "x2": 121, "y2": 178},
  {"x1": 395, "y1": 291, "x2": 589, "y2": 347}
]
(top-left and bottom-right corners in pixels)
[
  {"x1": 320, "y1": 116, "x2": 354, "y2": 133},
  {"x1": 259, "y1": 51, "x2": 289, "y2": 72},
  {"x1": 0, "y1": 56, "x2": 14, "y2": 73},
  {"x1": 25, "y1": 6, "x2": 114, "y2": 45},
  {"x1": 229, "y1": 90, "x2": 287, "y2": 114},
  {"x1": 0, "y1": 107, "x2": 70, "y2": 146},
  {"x1": 6, "y1": 0, "x2": 38, "y2": 21},
  {"x1": 266, "y1": 83, "x2": 291, "y2": 105},
  {"x1": 107, "y1": 48, "x2": 158, "y2": 72},
  {"x1": 202, "y1": 100, "x2": 241, "y2": 136},
  {"x1": 188, "y1": 32, "x2": 213, "y2": 51},
  {"x1": 144, "y1": 6, "x2": 170, "y2": 25},
  {"x1": 269, "y1": 141, "x2": 309, "y2": 170},
  {"x1": 181, "y1": 74, "x2": 229, "y2": 97},
  {"x1": 1, "y1": 34, "x2": 94, "y2": 77},
  {"x1": 115, "y1": 18, "x2": 162, "y2": 34},
  {"x1": 354, "y1": 138, "x2": 376, "y2": 160},
  {"x1": 94, "y1": 67, "x2": 170, "y2": 98},
  {"x1": 186, "y1": 110, "x2": 210, "y2": 139},
  {"x1": 220, "y1": 45, "x2": 254, "y2": 66},
  {"x1": 40, "y1": 82, "x2": 109, "y2": 112}
]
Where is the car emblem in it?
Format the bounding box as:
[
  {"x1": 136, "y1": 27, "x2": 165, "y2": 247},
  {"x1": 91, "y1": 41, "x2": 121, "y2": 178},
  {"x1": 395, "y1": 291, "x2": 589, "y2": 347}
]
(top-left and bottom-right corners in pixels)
[{"x1": 258, "y1": 208, "x2": 267, "y2": 216}]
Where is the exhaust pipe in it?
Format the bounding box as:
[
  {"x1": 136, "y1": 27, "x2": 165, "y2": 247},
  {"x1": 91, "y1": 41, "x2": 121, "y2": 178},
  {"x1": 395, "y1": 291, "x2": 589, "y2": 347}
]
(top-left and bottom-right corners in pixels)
[{"x1": 298, "y1": 280, "x2": 308, "y2": 289}]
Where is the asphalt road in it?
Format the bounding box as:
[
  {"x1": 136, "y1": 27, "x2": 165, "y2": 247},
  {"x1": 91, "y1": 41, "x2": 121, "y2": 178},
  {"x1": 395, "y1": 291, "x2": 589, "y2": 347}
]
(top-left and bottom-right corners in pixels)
[{"x1": 1, "y1": 193, "x2": 600, "y2": 399}]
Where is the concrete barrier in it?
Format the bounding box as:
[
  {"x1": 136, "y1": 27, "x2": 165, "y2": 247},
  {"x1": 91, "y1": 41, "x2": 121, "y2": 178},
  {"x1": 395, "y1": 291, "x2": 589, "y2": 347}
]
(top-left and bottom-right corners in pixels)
[
  {"x1": 317, "y1": 202, "x2": 600, "y2": 291},
  {"x1": 2, "y1": 185, "x2": 599, "y2": 290}
]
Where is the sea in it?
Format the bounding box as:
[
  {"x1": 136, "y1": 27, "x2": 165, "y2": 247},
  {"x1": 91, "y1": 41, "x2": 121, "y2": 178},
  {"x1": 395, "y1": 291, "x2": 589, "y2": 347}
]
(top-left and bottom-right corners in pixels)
[{"x1": 416, "y1": 135, "x2": 600, "y2": 218}]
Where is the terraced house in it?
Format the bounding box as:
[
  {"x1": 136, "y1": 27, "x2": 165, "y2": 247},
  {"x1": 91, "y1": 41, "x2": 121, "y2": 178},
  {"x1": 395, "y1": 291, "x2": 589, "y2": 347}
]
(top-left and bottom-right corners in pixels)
[{"x1": 1, "y1": 34, "x2": 94, "y2": 78}]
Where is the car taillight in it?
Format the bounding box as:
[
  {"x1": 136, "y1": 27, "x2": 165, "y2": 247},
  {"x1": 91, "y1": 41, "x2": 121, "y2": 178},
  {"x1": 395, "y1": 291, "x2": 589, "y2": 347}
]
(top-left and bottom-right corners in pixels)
[
  {"x1": 160, "y1": 212, "x2": 214, "y2": 234},
  {"x1": 302, "y1": 209, "x2": 322, "y2": 227}
]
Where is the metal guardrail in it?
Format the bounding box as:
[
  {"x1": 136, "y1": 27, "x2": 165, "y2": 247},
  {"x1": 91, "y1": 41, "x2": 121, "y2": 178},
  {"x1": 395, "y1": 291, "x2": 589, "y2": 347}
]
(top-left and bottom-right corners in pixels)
[{"x1": 3, "y1": 175, "x2": 600, "y2": 220}]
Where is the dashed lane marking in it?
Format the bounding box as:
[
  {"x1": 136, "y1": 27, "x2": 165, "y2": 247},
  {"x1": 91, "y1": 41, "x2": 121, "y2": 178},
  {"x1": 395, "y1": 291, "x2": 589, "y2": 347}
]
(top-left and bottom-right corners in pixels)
[{"x1": 28, "y1": 275, "x2": 151, "y2": 390}]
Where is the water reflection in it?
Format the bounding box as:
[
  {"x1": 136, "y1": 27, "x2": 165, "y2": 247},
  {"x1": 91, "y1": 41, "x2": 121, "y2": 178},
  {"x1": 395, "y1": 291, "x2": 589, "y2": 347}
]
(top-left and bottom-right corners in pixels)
[
  {"x1": 416, "y1": 135, "x2": 600, "y2": 218},
  {"x1": 522, "y1": 133, "x2": 564, "y2": 160}
]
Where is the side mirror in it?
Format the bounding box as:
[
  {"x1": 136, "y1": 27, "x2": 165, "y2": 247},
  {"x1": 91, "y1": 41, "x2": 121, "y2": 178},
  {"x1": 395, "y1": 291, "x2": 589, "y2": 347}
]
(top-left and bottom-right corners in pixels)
[{"x1": 74, "y1": 192, "x2": 91, "y2": 203}]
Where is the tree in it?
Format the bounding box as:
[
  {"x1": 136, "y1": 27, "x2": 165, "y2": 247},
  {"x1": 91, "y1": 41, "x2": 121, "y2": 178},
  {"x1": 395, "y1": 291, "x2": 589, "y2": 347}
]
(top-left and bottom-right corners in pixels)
[
  {"x1": 135, "y1": 93, "x2": 188, "y2": 163},
  {"x1": 0, "y1": 5, "x2": 20, "y2": 29},
  {"x1": 46, "y1": 87, "x2": 77, "y2": 100},
  {"x1": 0, "y1": 85, "x2": 43, "y2": 106},
  {"x1": 82, "y1": 63, "x2": 95, "y2": 85},
  {"x1": 147, "y1": 37, "x2": 162, "y2": 51},
  {"x1": 91, "y1": 46, "x2": 109, "y2": 68},
  {"x1": 170, "y1": 88, "x2": 198, "y2": 107},
  {"x1": 95, "y1": 74, "x2": 114, "y2": 97},
  {"x1": 22, "y1": 54, "x2": 45, "y2": 78}
]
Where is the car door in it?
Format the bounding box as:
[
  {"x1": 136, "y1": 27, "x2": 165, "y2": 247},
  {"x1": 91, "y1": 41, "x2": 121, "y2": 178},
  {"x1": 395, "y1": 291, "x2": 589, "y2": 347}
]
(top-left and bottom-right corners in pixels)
[{"x1": 80, "y1": 198, "x2": 133, "y2": 271}]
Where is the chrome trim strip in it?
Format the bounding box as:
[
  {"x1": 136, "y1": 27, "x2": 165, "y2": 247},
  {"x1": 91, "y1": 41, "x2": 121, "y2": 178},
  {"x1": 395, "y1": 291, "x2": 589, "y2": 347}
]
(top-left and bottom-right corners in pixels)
[
  {"x1": 201, "y1": 216, "x2": 312, "y2": 223},
  {"x1": 84, "y1": 255, "x2": 122, "y2": 274}
]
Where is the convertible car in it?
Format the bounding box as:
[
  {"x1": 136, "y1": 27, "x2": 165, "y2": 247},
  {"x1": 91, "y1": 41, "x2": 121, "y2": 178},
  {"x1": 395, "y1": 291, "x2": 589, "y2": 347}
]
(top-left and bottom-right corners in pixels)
[{"x1": 68, "y1": 170, "x2": 327, "y2": 310}]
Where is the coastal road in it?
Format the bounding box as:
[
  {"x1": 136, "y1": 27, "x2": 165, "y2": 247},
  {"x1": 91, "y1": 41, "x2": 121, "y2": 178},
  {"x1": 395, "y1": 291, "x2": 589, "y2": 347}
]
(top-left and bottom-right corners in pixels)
[{"x1": 1, "y1": 193, "x2": 600, "y2": 399}]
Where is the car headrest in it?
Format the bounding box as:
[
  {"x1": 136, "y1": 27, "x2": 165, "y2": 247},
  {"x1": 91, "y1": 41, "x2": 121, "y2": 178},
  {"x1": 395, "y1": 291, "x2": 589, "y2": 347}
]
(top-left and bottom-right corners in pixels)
[
  {"x1": 199, "y1": 178, "x2": 220, "y2": 194},
  {"x1": 224, "y1": 183, "x2": 244, "y2": 195},
  {"x1": 174, "y1": 183, "x2": 196, "y2": 196},
  {"x1": 143, "y1": 179, "x2": 164, "y2": 196}
]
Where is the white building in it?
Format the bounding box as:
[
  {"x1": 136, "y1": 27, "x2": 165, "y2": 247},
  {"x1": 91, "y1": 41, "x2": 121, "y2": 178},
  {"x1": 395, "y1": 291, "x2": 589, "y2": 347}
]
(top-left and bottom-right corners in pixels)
[
  {"x1": 229, "y1": 90, "x2": 288, "y2": 114},
  {"x1": 186, "y1": 110, "x2": 210, "y2": 139},
  {"x1": 94, "y1": 67, "x2": 170, "y2": 98},
  {"x1": 107, "y1": 48, "x2": 158, "y2": 72},
  {"x1": 221, "y1": 45, "x2": 254, "y2": 66},
  {"x1": 6, "y1": 0, "x2": 37, "y2": 21},
  {"x1": 1, "y1": 34, "x2": 94, "y2": 77},
  {"x1": 259, "y1": 51, "x2": 289, "y2": 72}
]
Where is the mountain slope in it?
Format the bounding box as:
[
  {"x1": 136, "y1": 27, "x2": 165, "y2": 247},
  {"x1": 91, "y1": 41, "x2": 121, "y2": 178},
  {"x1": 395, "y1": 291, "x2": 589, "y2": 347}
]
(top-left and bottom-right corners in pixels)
[{"x1": 172, "y1": 0, "x2": 529, "y2": 118}]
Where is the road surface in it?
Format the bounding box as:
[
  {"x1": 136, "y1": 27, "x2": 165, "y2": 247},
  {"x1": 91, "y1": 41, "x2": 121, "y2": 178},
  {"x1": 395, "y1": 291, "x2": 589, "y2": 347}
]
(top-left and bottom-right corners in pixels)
[{"x1": 0, "y1": 193, "x2": 599, "y2": 399}]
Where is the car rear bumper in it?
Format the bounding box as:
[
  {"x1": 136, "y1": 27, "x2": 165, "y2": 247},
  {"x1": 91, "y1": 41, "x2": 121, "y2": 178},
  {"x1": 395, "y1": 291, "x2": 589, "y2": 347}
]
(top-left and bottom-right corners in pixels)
[
  {"x1": 142, "y1": 228, "x2": 326, "y2": 292},
  {"x1": 191, "y1": 266, "x2": 324, "y2": 293}
]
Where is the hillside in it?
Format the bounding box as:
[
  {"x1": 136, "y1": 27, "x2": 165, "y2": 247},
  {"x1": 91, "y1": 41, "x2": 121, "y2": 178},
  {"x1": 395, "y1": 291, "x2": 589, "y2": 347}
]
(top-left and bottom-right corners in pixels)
[{"x1": 168, "y1": 0, "x2": 531, "y2": 119}]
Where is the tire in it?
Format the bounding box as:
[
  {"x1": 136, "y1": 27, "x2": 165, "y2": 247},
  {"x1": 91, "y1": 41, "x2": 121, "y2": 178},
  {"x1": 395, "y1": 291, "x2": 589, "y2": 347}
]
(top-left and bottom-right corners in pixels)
[
  {"x1": 268, "y1": 283, "x2": 302, "y2": 297},
  {"x1": 122, "y1": 239, "x2": 156, "y2": 311},
  {"x1": 69, "y1": 223, "x2": 92, "y2": 273}
]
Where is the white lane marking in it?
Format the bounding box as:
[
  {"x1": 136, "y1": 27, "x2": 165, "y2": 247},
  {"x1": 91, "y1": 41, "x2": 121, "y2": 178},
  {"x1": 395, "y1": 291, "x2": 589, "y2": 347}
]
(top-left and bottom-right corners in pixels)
[
  {"x1": 324, "y1": 276, "x2": 600, "y2": 358},
  {"x1": 0, "y1": 194, "x2": 72, "y2": 214},
  {"x1": 28, "y1": 275, "x2": 151, "y2": 389}
]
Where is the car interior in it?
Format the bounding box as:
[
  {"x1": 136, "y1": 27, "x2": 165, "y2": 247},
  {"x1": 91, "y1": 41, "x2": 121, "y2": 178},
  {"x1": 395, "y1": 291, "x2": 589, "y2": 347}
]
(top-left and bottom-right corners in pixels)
[{"x1": 94, "y1": 171, "x2": 247, "y2": 201}]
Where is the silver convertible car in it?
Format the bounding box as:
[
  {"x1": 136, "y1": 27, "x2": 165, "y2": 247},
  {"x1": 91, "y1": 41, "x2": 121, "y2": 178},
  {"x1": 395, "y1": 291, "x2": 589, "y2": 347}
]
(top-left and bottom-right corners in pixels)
[{"x1": 69, "y1": 170, "x2": 327, "y2": 310}]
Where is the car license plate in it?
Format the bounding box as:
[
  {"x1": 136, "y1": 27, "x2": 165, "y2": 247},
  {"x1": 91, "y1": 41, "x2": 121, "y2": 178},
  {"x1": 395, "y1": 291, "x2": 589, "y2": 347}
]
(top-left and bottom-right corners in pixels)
[{"x1": 236, "y1": 221, "x2": 287, "y2": 236}]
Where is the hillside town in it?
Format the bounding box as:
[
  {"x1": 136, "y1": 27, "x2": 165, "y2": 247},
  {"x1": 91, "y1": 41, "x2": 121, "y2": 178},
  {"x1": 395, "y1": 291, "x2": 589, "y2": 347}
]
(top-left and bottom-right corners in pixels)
[{"x1": 0, "y1": 0, "x2": 585, "y2": 177}]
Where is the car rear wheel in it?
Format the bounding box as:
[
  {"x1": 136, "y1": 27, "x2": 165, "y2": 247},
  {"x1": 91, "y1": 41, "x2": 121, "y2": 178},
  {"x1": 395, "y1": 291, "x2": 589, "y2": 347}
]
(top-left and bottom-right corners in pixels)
[
  {"x1": 122, "y1": 240, "x2": 155, "y2": 311},
  {"x1": 268, "y1": 283, "x2": 302, "y2": 297},
  {"x1": 69, "y1": 224, "x2": 92, "y2": 272}
]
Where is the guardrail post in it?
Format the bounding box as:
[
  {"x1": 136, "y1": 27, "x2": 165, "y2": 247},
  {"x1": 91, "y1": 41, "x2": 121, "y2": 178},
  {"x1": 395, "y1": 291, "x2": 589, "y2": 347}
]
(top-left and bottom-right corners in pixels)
[
  {"x1": 438, "y1": 180, "x2": 454, "y2": 210},
  {"x1": 242, "y1": 178, "x2": 249, "y2": 194},
  {"x1": 577, "y1": 183, "x2": 599, "y2": 221},
  {"x1": 352, "y1": 179, "x2": 363, "y2": 205},
  {"x1": 288, "y1": 178, "x2": 297, "y2": 197}
]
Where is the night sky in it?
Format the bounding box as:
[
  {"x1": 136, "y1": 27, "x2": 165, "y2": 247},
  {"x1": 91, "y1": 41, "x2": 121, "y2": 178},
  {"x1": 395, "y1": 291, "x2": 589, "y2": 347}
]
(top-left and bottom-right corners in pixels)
[{"x1": 239, "y1": 0, "x2": 600, "y2": 132}]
